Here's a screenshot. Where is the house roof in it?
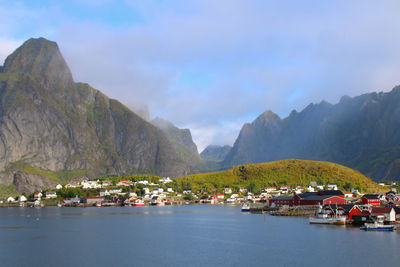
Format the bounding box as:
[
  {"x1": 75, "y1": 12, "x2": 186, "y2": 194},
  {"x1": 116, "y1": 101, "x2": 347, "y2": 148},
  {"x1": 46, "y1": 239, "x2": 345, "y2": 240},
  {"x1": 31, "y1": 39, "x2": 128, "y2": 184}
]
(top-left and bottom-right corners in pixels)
[
  {"x1": 296, "y1": 192, "x2": 319, "y2": 199},
  {"x1": 271, "y1": 196, "x2": 294, "y2": 201},
  {"x1": 371, "y1": 207, "x2": 393, "y2": 214},
  {"x1": 319, "y1": 190, "x2": 344, "y2": 196},
  {"x1": 362, "y1": 194, "x2": 380, "y2": 199}
]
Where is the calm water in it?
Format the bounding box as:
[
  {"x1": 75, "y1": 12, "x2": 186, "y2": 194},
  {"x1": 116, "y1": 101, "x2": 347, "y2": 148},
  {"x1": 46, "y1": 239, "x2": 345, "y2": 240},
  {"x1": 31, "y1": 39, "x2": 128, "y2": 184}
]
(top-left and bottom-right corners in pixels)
[{"x1": 0, "y1": 205, "x2": 399, "y2": 267}]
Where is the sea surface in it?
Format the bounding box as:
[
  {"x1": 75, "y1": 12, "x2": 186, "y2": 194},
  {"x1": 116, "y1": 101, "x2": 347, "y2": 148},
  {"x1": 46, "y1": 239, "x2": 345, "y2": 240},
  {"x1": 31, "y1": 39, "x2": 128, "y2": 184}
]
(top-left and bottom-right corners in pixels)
[{"x1": 0, "y1": 205, "x2": 399, "y2": 267}]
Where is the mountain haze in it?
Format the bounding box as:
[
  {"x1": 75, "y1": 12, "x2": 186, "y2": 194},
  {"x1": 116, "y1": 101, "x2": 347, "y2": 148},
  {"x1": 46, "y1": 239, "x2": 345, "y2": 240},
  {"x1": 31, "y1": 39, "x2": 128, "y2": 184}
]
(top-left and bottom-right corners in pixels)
[
  {"x1": 0, "y1": 38, "x2": 194, "y2": 193},
  {"x1": 200, "y1": 145, "x2": 232, "y2": 162},
  {"x1": 223, "y1": 88, "x2": 400, "y2": 181}
]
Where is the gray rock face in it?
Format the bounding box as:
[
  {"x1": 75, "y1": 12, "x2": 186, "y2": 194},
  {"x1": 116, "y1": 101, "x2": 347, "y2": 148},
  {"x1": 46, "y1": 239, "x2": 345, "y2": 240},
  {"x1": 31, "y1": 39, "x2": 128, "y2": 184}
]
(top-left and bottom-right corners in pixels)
[
  {"x1": 223, "y1": 88, "x2": 400, "y2": 181},
  {"x1": 13, "y1": 172, "x2": 54, "y2": 194},
  {"x1": 200, "y1": 145, "x2": 232, "y2": 162},
  {"x1": 0, "y1": 37, "x2": 193, "y2": 192}
]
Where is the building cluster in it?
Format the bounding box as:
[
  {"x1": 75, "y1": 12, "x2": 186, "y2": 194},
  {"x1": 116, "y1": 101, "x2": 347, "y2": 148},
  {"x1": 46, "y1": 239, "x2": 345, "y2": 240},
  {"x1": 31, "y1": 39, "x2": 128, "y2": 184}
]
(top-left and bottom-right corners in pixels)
[{"x1": 269, "y1": 189, "x2": 400, "y2": 224}]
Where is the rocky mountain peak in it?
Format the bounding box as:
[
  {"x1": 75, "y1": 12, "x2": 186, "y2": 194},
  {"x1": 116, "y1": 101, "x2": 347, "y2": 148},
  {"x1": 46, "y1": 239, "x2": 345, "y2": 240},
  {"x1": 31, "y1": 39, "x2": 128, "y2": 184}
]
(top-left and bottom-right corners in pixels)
[{"x1": 3, "y1": 37, "x2": 74, "y2": 88}]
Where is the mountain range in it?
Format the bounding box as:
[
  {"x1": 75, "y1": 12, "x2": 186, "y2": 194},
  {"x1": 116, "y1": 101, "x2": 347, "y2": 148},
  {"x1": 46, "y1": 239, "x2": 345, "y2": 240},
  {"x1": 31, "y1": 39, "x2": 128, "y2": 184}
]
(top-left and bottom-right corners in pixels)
[
  {"x1": 1, "y1": 37, "x2": 399, "y2": 194},
  {"x1": 223, "y1": 88, "x2": 400, "y2": 181}
]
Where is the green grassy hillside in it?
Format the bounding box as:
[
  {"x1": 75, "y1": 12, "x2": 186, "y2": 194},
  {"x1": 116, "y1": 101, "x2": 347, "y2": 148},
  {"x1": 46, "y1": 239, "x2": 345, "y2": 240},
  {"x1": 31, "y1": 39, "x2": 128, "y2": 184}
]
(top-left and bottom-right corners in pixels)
[{"x1": 175, "y1": 159, "x2": 383, "y2": 194}]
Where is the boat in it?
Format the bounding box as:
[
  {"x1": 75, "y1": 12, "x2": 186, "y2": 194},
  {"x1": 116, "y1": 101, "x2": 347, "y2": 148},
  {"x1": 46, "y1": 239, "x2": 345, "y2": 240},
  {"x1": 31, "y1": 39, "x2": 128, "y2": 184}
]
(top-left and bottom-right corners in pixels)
[
  {"x1": 133, "y1": 199, "x2": 145, "y2": 206},
  {"x1": 150, "y1": 196, "x2": 164, "y2": 206},
  {"x1": 361, "y1": 215, "x2": 394, "y2": 231},
  {"x1": 309, "y1": 206, "x2": 346, "y2": 225},
  {"x1": 241, "y1": 202, "x2": 250, "y2": 212}
]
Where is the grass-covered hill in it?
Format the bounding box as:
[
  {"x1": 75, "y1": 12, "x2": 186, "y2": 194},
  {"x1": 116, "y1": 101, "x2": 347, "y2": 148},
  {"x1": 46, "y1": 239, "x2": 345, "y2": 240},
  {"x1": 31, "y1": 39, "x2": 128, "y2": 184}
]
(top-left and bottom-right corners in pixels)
[{"x1": 175, "y1": 159, "x2": 383, "y2": 194}]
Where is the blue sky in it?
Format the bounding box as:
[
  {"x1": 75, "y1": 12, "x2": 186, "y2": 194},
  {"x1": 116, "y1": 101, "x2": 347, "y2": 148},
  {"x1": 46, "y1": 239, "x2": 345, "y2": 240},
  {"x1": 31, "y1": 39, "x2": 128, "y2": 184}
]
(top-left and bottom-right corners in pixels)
[{"x1": 1, "y1": 0, "x2": 400, "y2": 151}]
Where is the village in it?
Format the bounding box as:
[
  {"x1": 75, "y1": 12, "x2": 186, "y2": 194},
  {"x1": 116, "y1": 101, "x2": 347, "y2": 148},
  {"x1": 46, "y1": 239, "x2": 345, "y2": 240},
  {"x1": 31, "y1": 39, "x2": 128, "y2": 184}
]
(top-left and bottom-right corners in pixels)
[{"x1": 1, "y1": 177, "x2": 400, "y2": 228}]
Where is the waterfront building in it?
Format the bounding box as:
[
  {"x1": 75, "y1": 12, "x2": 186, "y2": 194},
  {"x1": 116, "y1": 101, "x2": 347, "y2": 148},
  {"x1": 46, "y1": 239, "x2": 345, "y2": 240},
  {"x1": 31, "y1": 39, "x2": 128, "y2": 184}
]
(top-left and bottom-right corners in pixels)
[{"x1": 370, "y1": 207, "x2": 396, "y2": 222}]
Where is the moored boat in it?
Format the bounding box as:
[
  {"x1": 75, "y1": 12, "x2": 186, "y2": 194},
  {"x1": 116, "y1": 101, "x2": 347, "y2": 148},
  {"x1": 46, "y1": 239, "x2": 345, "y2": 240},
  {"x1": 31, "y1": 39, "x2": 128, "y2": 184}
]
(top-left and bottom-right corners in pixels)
[
  {"x1": 241, "y1": 202, "x2": 250, "y2": 212},
  {"x1": 309, "y1": 206, "x2": 346, "y2": 225},
  {"x1": 133, "y1": 199, "x2": 145, "y2": 206},
  {"x1": 361, "y1": 215, "x2": 394, "y2": 231}
]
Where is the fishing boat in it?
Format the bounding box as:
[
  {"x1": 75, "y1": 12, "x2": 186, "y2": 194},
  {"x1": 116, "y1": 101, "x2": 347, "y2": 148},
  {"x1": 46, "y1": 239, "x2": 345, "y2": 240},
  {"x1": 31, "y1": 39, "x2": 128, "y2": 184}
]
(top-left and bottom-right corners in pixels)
[
  {"x1": 133, "y1": 199, "x2": 145, "y2": 206},
  {"x1": 361, "y1": 215, "x2": 394, "y2": 231},
  {"x1": 241, "y1": 202, "x2": 250, "y2": 212},
  {"x1": 309, "y1": 206, "x2": 346, "y2": 225}
]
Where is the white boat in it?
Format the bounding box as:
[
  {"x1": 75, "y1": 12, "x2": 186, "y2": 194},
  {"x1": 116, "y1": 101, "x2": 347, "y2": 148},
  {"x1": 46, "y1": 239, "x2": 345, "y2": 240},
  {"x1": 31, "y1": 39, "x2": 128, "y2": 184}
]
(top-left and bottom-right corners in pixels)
[
  {"x1": 133, "y1": 199, "x2": 145, "y2": 206},
  {"x1": 241, "y1": 202, "x2": 250, "y2": 212},
  {"x1": 361, "y1": 215, "x2": 394, "y2": 231},
  {"x1": 309, "y1": 206, "x2": 346, "y2": 225}
]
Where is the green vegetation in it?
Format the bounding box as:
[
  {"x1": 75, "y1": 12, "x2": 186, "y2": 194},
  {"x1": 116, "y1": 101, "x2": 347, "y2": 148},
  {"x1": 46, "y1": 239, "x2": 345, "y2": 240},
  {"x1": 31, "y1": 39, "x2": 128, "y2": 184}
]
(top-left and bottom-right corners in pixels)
[
  {"x1": 174, "y1": 159, "x2": 383, "y2": 194},
  {"x1": 0, "y1": 185, "x2": 19, "y2": 198}
]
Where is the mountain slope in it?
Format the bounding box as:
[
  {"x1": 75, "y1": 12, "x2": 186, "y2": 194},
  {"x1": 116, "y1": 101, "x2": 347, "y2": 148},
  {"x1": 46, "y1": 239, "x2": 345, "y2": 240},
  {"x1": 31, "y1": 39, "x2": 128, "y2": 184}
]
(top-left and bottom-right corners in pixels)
[
  {"x1": 223, "y1": 88, "x2": 400, "y2": 181},
  {"x1": 0, "y1": 37, "x2": 192, "y2": 193}
]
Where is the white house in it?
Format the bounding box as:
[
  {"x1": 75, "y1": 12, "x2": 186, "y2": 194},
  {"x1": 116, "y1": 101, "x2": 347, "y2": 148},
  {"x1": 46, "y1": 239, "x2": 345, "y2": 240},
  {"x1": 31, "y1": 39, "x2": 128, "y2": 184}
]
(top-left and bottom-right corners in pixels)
[
  {"x1": 34, "y1": 192, "x2": 43, "y2": 200},
  {"x1": 143, "y1": 188, "x2": 150, "y2": 194},
  {"x1": 264, "y1": 187, "x2": 277, "y2": 193},
  {"x1": 344, "y1": 192, "x2": 353, "y2": 198},
  {"x1": 152, "y1": 189, "x2": 159, "y2": 195},
  {"x1": 316, "y1": 185, "x2": 324, "y2": 190},
  {"x1": 224, "y1": 188, "x2": 232, "y2": 194},
  {"x1": 167, "y1": 187, "x2": 173, "y2": 193},
  {"x1": 18, "y1": 195, "x2": 27, "y2": 202},
  {"x1": 55, "y1": 184, "x2": 63, "y2": 190},
  {"x1": 45, "y1": 192, "x2": 57, "y2": 199},
  {"x1": 159, "y1": 177, "x2": 173, "y2": 184},
  {"x1": 137, "y1": 180, "x2": 149, "y2": 185},
  {"x1": 351, "y1": 188, "x2": 360, "y2": 195},
  {"x1": 7, "y1": 196, "x2": 16, "y2": 202},
  {"x1": 81, "y1": 180, "x2": 101, "y2": 189},
  {"x1": 327, "y1": 183, "x2": 338, "y2": 190},
  {"x1": 183, "y1": 189, "x2": 192, "y2": 194},
  {"x1": 65, "y1": 181, "x2": 80, "y2": 188},
  {"x1": 117, "y1": 180, "x2": 134, "y2": 187},
  {"x1": 306, "y1": 185, "x2": 315, "y2": 192},
  {"x1": 108, "y1": 188, "x2": 122, "y2": 194},
  {"x1": 239, "y1": 187, "x2": 248, "y2": 193},
  {"x1": 100, "y1": 190, "x2": 110, "y2": 197}
]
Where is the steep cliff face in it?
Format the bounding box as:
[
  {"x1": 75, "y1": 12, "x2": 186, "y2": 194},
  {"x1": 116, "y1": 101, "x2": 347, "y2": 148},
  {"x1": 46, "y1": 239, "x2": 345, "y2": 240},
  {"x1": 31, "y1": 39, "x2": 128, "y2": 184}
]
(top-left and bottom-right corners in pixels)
[
  {"x1": 0, "y1": 38, "x2": 192, "y2": 193},
  {"x1": 151, "y1": 117, "x2": 199, "y2": 154},
  {"x1": 223, "y1": 88, "x2": 400, "y2": 181}
]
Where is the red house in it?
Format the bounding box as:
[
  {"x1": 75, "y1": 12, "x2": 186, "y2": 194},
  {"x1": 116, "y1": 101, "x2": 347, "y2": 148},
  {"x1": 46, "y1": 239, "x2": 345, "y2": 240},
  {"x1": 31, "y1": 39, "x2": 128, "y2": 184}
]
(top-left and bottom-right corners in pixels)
[
  {"x1": 294, "y1": 191, "x2": 346, "y2": 206},
  {"x1": 361, "y1": 194, "x2": 380, "y2": 207}
]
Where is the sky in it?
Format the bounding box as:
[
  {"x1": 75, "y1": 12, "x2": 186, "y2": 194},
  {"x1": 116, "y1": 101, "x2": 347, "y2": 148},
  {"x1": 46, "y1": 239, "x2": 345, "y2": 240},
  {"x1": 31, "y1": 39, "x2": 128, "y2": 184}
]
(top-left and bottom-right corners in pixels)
[{"x1": 1, "y1": 0, "x2": 400, "y2": 152}]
